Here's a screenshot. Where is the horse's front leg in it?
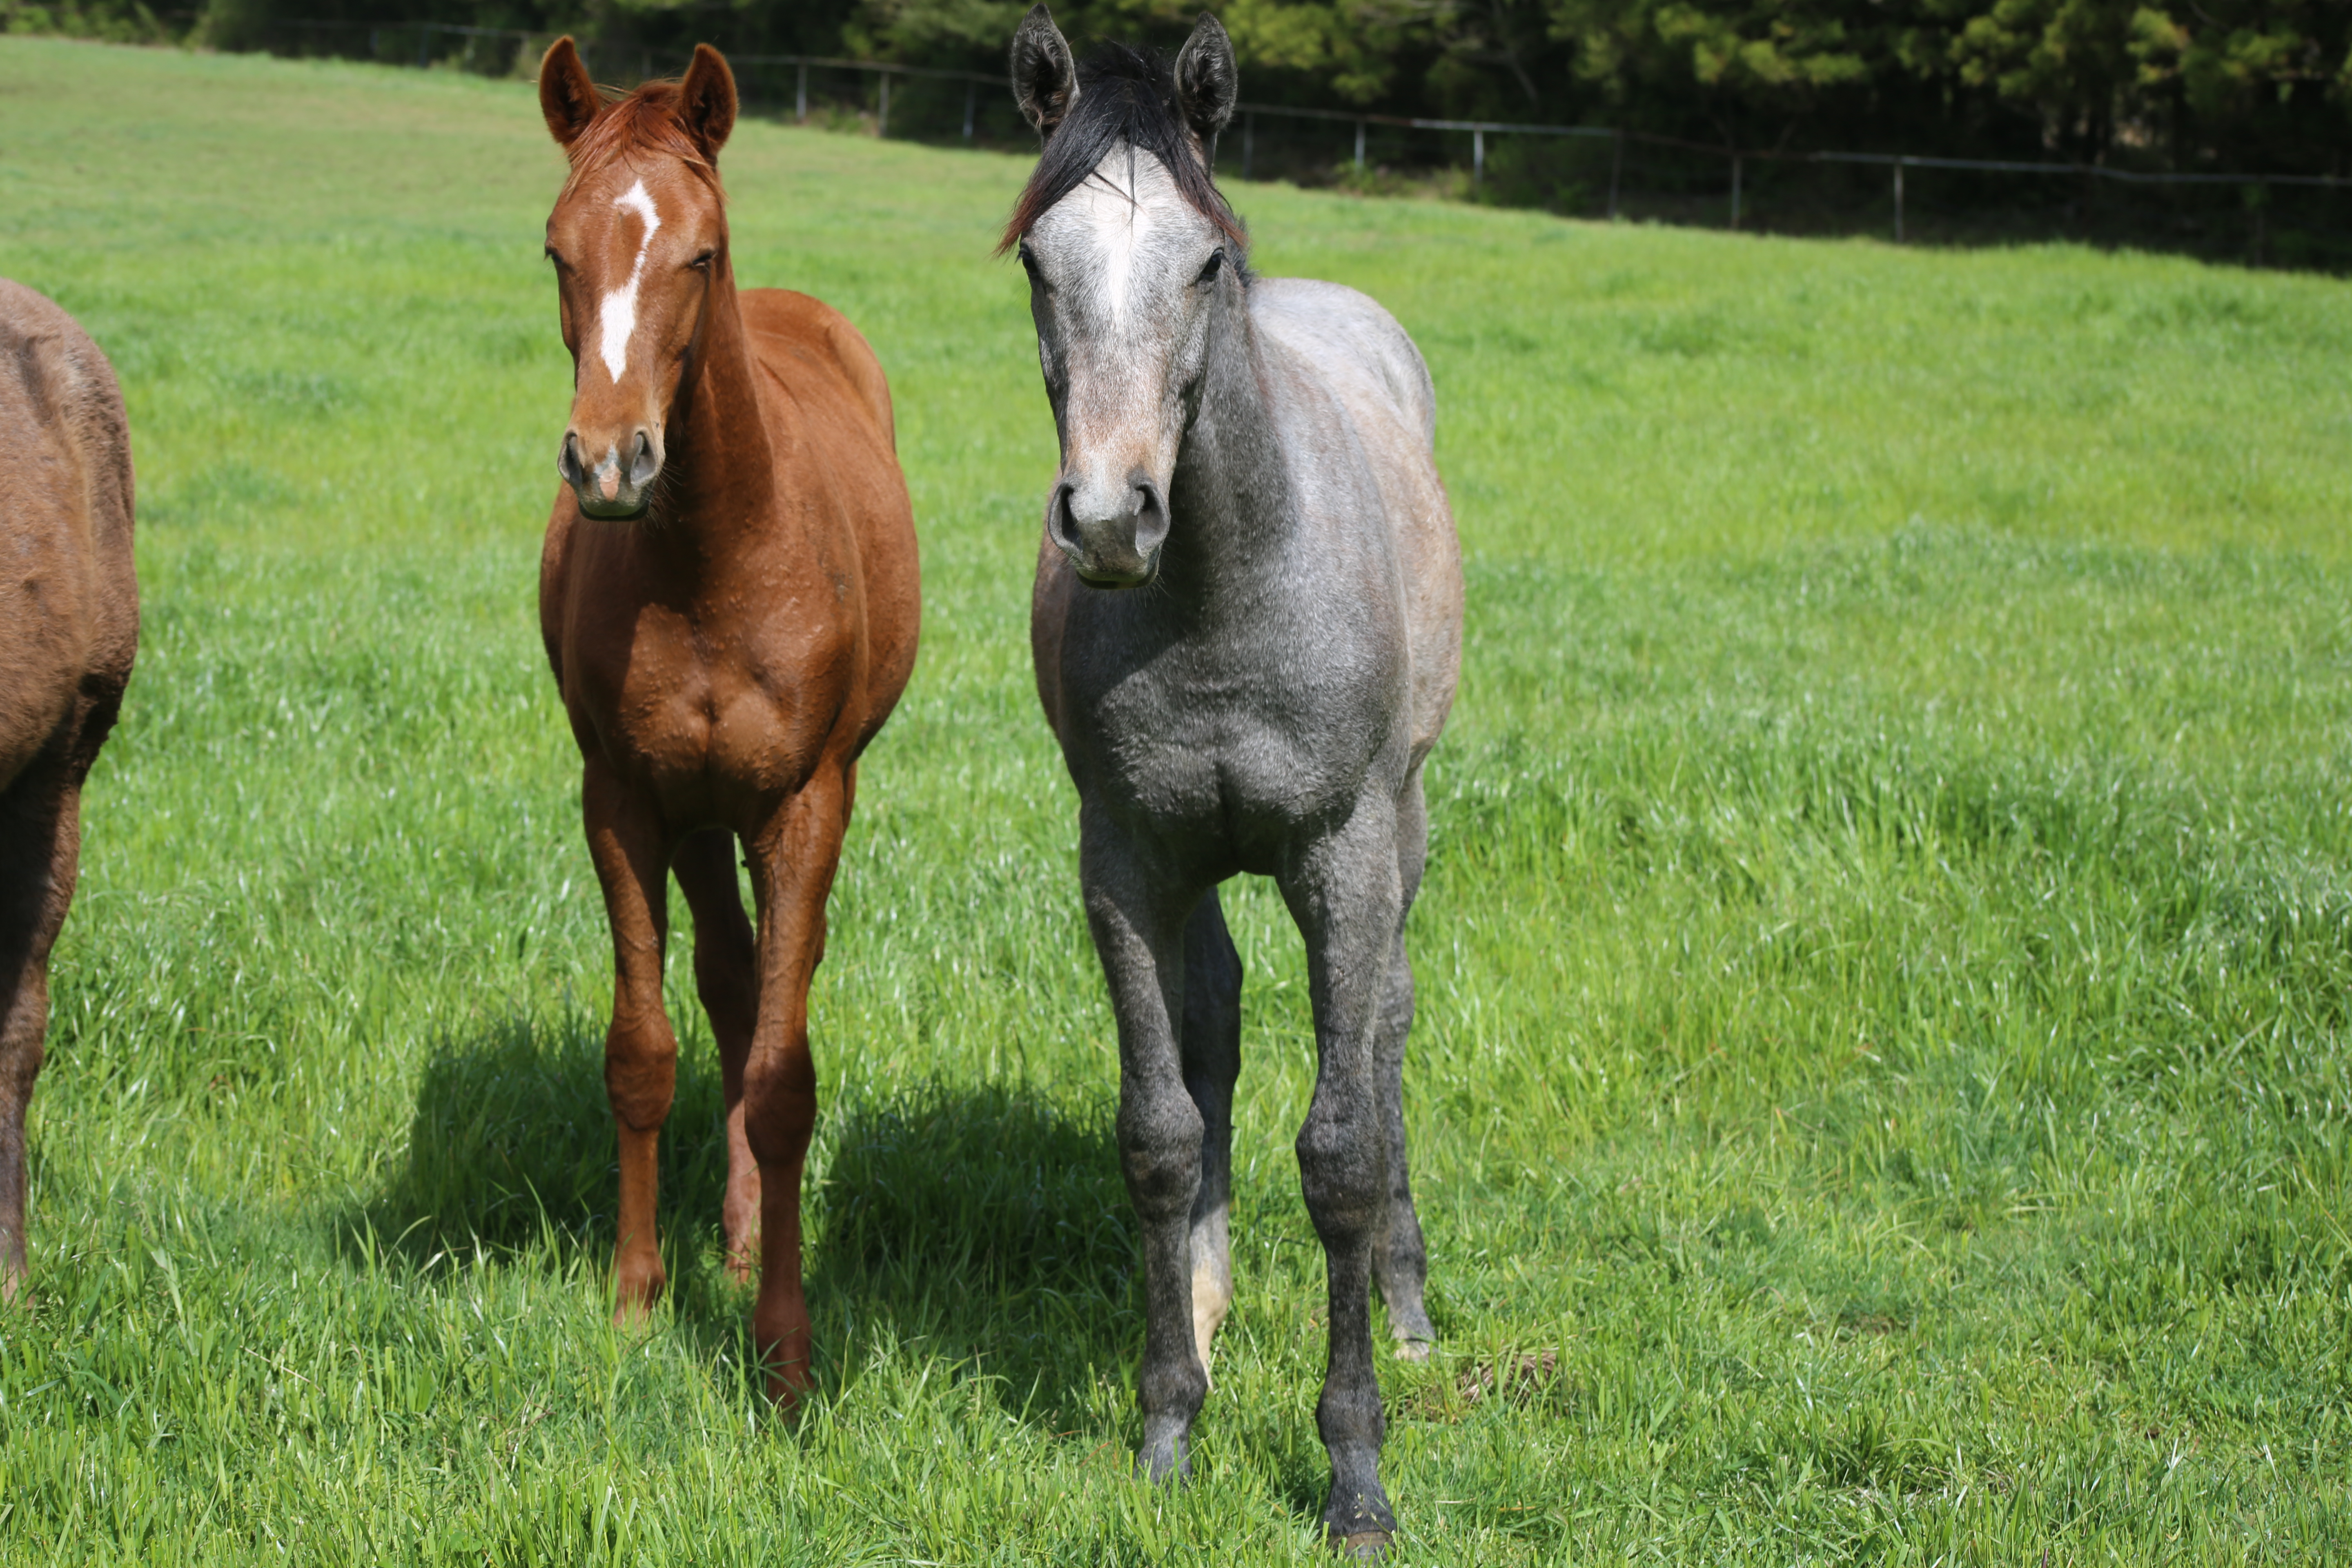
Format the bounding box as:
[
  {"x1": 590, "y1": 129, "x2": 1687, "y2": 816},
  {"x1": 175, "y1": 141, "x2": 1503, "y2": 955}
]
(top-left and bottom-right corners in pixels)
[
  {"x1": 582, "y1": 761, "x2": 679, "y2": 1321},
  {"x1": 1082, "y1": 808, "x2": 1209, "y2": 1482},
  {"x1": 1277, "y1": 791, "x2": 1406, "y2": 1556},
  {"x1": 739, "y1": 766, "x2": 850, "y2": 1407},
  {"x1": 0, "y1": 758, "x2": 83, "y2": 1303},
  {"x1": 675, "y1": 829, "x2": 761, "y2": 1278}
]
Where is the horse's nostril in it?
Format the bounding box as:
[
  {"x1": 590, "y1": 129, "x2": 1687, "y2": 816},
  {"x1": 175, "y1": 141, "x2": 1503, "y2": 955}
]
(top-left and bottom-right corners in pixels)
[
  {"x1": 1131, "y1": 478, "x2": 1169, "y2": 550},
  {"x1": 1048, "y1": 482, "x2": 1081, "y2": 551},
  {"x1": 558, "y1": 432, "x2": 586, "y2": 485}
]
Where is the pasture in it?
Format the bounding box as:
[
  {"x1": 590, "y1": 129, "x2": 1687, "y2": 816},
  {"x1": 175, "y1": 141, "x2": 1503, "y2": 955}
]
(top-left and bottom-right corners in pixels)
[{"x1": 1, "y1": 34, "x2": 2349, "y2": 1564}]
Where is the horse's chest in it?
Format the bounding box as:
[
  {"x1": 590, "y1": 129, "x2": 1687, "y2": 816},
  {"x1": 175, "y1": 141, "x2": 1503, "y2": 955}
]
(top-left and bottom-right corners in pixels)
[
  {"x1": 570, "y1": 612, "x2": 848, "y2": 817},
  {"x1": 1070, "y1": 648, "x2": 1390, "y2": 851}
]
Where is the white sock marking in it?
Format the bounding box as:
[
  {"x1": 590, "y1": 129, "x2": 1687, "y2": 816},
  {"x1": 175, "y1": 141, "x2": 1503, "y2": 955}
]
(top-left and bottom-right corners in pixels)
[{"x1": 597, "y1": 180, "x2": 663, "y2": 383}]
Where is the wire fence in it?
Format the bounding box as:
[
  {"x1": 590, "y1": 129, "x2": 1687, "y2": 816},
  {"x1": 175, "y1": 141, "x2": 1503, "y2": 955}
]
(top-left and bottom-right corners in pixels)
[{"x1": 234, "y1": 18, "x2": 2352, "y2": 264}]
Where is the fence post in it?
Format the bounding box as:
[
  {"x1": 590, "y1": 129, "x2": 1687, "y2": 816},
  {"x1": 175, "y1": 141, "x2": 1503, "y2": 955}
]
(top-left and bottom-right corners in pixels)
[
  {"x1": 1730, "y1": 154, "x2": 1742, "y2": 229},
  {"x1": 878, "y1": 72, "x2": 889, "y2": 138},
  {"x1": 416, "y1": 21, "x2": 431, "y2": 69},
  {"x1": 1608, "y1": 129, "x2": 1622, "y2": 220},
  {"x1": 1243, "y1": 111, "x2": 1254, "y2": 180},
  {"x1": 964, "y1": 80, "x2": 976, "y2": 142},
  {"x1": 1354, "y1": 119, "x2": 1365, "y2": 170},
  {"x1": 1473, "y1": 128, "x2": 1484, "y2": 189},
  {"x1": 796, "y1": 62, "x2": 807, "y2": 124},
  {"x1": 1893, "y1": 161, "x2": 1904, "y2": 243}
]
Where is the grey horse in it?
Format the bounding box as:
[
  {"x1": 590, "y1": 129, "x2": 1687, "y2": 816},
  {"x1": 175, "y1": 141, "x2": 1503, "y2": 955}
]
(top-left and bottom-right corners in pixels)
[{"x1": 1003, "y1": 11, "x2": 1463, "y2": 1554}]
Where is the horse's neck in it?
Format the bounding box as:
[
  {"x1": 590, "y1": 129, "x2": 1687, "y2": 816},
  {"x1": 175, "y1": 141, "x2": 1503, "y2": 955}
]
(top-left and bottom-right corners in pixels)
[
  {"x1": 1164, "y1": 298, "x2": 1294, "y2": 601},
  {"x1": 654, "y1": 273, "x2": 776, "y2": 567}
]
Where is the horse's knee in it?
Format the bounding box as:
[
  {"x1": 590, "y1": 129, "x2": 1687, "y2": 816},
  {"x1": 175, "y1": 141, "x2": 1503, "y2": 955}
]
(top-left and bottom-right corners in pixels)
[
  {"x1": 604, "y1": 1031, "x2": 676, "y2": 1131},
  {"x1": 742, "y1": 1049, "x2": 816, "y2": 1167},
  {"x1": 1119, "y1": 1096, "x2": 1204, "y2": 1224},
  {"x1": 1296, "y1": 1105, "x2": 1386, "y2": 1242}
]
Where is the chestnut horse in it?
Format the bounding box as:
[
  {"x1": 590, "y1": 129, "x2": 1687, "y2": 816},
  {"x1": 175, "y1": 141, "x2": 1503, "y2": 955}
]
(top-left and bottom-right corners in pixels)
[
  {"x1": 535, "y1": 40, "x2": 918, "y2": 1401},
  {"x1": 0, "y1": 280, "x2": 138, "y2": 1301}
]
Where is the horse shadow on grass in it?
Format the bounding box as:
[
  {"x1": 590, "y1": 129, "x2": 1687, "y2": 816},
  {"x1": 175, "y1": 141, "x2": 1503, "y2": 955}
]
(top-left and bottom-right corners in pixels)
[{"x1": 344, "y1": 1007, "x2": 1144, "y2": 1440}]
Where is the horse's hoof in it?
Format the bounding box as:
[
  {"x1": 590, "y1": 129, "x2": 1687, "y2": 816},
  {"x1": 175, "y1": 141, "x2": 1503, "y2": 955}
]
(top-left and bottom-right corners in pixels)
[
  {"x1": 1393, "y1": 1337, "x2": 1432, "y2": 1364},
  {"x1": 1330, "y1": 1529, "x2": 1390, "y2": 1560},
  {"x1": 1135, "y1": 1442, "x2": 1192, "y2": 1486}
]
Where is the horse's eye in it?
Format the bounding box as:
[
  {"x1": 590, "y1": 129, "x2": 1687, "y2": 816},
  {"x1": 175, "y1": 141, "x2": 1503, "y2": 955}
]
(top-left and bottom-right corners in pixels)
[
  {"x1": 688, "y1": 249, "x2": 716, "y2": 271},
  {"x1": 1196, "y1": 249, "x2": 1224, "y2": 286},
  {"x1": 1018, "y1": 245, "x2": 1042, "y2": 280}
]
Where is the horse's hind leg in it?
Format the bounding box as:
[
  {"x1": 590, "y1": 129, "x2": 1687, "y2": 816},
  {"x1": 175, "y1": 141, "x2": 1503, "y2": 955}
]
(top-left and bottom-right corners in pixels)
[
  {"x1": 676, "y1": 829, "x2": 761, "y2": 1280},
  {"x1": 1372, "y1": 770, "x2": 1435, "y2": 1358},
  {"x1": 583, "y1": 762, "x2": 680, "y2": 1321},
  {"x1": 1369, "y1": 934, "x2": 1432, "y2": 1358},
  {"x1": 1180, "y1": 887, "x2": 1242, "y2": 1382},
  {"x1": 0, "y1": 757, "x2": 78, "y2": 1302}
]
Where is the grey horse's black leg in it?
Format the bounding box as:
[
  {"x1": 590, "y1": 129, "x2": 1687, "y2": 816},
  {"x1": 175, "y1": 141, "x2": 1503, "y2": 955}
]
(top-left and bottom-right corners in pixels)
[
  {"x1": 1081, "y1": 814, "x2": 1209, "y2": 1482},
  {"x1": 1372, "y1": 771, "x2": 1434, "y2": 1355},
  {"x1": 1180, "y1": 888, "x2": 1243, "y2": 1381},
  {"x1": 1279, "y1": 798, "x2": 1405, "y2": 1555}
]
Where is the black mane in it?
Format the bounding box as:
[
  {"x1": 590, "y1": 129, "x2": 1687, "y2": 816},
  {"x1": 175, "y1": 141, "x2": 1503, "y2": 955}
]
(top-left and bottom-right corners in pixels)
[{"x1": 1000, "y1": 43, "x2": 1245, "y2": 255}]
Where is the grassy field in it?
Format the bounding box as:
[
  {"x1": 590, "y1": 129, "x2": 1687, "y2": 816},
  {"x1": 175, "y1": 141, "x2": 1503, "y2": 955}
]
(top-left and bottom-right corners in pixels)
[{"x1": 1, "y1": 35, "x2": 2349, "y2": 1564}]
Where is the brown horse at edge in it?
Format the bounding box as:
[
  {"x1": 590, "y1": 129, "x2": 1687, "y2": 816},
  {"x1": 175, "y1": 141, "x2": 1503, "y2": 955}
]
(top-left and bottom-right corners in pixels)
[
  {"x1": 535, "y1": 40, "x2": 919, "y2": 1401},
  {"x1": 0, "y1": 281, "x2": 138, "y2": 1301}
]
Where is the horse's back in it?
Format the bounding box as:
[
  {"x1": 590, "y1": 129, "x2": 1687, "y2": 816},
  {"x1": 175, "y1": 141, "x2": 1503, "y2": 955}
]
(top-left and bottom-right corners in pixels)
[
  {"x1": 1250, "y1": 278, "x2": 1461, "y2": 760},
  {"x1": 741, "y1": 288, "x2": 897, "y2": 452},
  {"x1": 1251, "y1": 278, "x2": 1436, "y2": 446},
  {"x1": 739, "y1": 287, "x2": 920, "y2": 735},
  {"x1": 0, "y1": 280, "x2": 136, "y2": 792}
]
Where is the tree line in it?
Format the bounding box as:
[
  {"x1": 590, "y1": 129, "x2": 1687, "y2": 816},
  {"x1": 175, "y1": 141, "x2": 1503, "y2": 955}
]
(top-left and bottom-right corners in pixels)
[{"x1": 10, "y1": 0, "x2": 2348, "y2": 177}]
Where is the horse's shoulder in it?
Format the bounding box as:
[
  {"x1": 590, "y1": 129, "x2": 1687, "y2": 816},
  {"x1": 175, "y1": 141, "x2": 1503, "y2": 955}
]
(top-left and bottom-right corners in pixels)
[{"x1": 739, "y1": 287, "x2": 896, "y2": 450}]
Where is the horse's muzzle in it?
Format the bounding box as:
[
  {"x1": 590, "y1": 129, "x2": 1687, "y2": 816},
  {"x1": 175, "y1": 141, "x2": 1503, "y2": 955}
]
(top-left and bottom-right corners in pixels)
[
  {"x1": 1052, "y1": 471, "x2": 1167, "y2": 589},
  {"x1": 561, "y1": 428, "x2": 663, "y2": 521}
]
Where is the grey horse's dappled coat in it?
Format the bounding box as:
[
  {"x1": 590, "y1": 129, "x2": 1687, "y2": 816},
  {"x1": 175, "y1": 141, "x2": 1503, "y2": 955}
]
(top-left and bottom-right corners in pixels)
[{"x1": 1007, "y1": 11, "x2": 1463, "y2": 1557}]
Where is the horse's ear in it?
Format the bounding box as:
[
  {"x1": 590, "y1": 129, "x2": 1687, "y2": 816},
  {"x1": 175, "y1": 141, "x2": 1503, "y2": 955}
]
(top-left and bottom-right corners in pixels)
[
  {"x1": 1011, "y1": 4, "x2": 1080, "y2": 136},
  {"x1": 679, "y1": 44, "x2": 738, "y2": 160},
  {"x1": 1173, "y1": 14, "x2": 1238, "y2": 145},
  {"x1": 538, "y1": 36, "x2": 601, "y2": 149}
]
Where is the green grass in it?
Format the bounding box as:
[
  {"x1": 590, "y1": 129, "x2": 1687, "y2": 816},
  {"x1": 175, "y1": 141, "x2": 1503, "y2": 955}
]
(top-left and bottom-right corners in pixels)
[{"x1": 2, "y1": 34, "x2": 2350, "y2": 1564}]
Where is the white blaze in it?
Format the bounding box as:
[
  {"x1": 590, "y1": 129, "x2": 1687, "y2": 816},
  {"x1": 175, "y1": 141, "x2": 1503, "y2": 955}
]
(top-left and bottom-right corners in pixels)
[
  {"x1": 1054, "y1": 145, "x2": 1169, "y2": 327},
  {"x1": 596, "y1": 180, "x2": 663, "y2": 383}
]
